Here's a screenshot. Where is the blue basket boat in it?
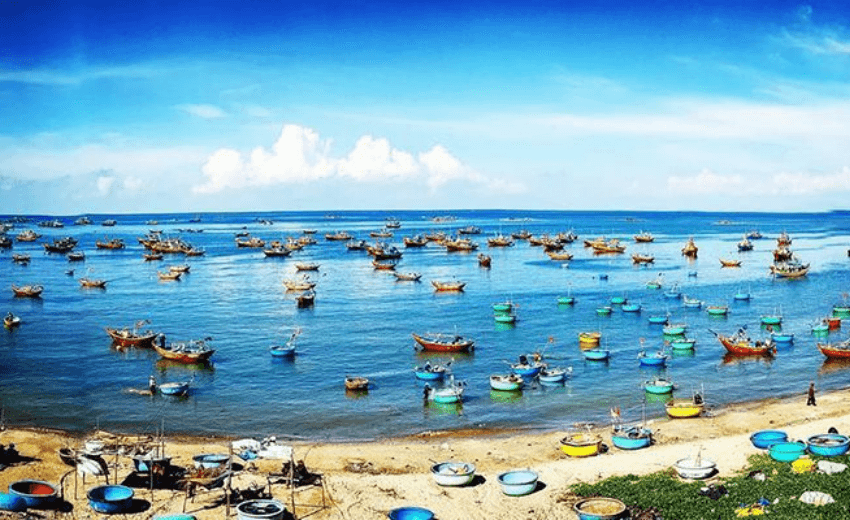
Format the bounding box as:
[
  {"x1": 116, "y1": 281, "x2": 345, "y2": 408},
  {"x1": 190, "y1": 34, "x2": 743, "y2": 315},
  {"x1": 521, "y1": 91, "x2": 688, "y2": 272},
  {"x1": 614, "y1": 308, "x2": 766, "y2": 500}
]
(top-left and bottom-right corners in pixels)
[
  {"x1": 749, "y1": 429, "x2": 788, "y2": 449},
  {"x1": 807, "y1": 434, "x2": 850, "y2": 457},
  {"x1": 611, "y1": 426, "x2": 652, "y2": 450},
  {"x1": 87, "y1": 485, "x2": 134, "y2": 514},
  {"x1": 413, "y1": 364, "x2": 447, "y2": 381},
  {"x1": 644, "y1": 378, "x2": 674, "y2": 394},
  {"x1": 648, "y1": 315, "x2": 668, "y2": 325},
  {"x1": 583, "y1": 349, "x2": 610, "y2": 361},
  {"x1": 669, "y1": 337, "x2": 696, "y2": 350},
  {"x1": 637, "y1": 350, "x2": 668, "y2": 367},
  {"x1": 8, "y1": 480, "x2": 58, "y2": 509},
  {"x1": 622, "y1": 303, "x2": 641, "y2": 313},
  {"x1": 596, "y1": 306, "x2": 612, "y2": 316},
  {"x1": 269, "y1": 344, "x2": 295, "y2": 358},
  {"x1": 497, "y1": 470, "x2": 538, "y2": 496},
  {"x1": 662, "y1": 324, "x2": 686, "y2": 336},
  {"x1": 556, "y1": 296, "x2": 575, "y2": 305},
  {"x1": 610, "y1": 296, "x2": 626, "y2": 305},
  {"x1": 769, "y1": 441, "x2": 806, "y2": 462}
]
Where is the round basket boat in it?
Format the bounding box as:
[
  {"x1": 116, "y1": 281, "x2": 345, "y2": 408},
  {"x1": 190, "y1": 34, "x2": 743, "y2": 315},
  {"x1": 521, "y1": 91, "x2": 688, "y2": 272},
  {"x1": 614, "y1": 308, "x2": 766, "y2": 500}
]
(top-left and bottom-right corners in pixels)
[
  {"x1": 0, "y1": 492, "x2": 27, "y2": 512},
  {"x1": 431, "y1": 462, "x2": 476, "y2": 487},
  {"x1": 497, "y1": 470, "x2": 539, "y2": 496},
  {"x1": 807, "y1": 434, "x2": 850, "y2": 457},
  {"x1": 387, "y1": 506, "x2": 435, "y2": 520},
  {"x1": 193, "y1": 453, "x2": 230, "y2": 469},
  {"x1": 674, "y1": 457, "x2": 716, "y2": 479},
  {"x1": 8, "y1": 480, "x2": 58, "y2": 509},
  {"x1": 573, "y1": 497, "x2": 627, "y2": 520},
  {"x1": 750, "y1": 430, "x2": 788, "y2": 450},
  {"x1": 87, "y1": 485, "x2": 134, "y2": 514},
  {"x1": 769, "y1": 441, "x2": 806, "y2": 462},
  {"x1": 236, "y1": 499, "x2": 286, "y2": 520}
]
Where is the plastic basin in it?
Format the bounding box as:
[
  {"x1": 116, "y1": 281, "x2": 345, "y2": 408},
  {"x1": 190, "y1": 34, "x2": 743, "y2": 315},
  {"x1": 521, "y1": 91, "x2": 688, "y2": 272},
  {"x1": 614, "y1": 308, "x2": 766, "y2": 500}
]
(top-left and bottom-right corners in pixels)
[
  {"x1": 236, "y1": 499, "x2": 286, "y2": 520},
  {"x1": 387, "y1": 506, "x2": 435, "y2": 520},
  {"x1": 769, "y1": 441, "x2": 806, "y2": 462},
  {"x1": 674, "y1": 457, "x2": 716, "y2": 479},
  {"x1": 573, "y1": 497, "x2": 627, "y2": 520},
  {"x1": 87, "y1": 485, "x2": 134, "y2": 514},
  {"x1": 497, "y1": 470, "x2": 538, "y2": 496},
  {"x1": 0, "y1": 492, "x2": 27, "y2": 512},
  {"x1": 431, "y1": 462, "x2": 476, "y2": 486},
  {"x1": 193, "y1": 453, "x2": 230, "y2": 469},
  {"x1": 750, "y1": 430, "x2": 788, "y2": 449},
  {"x1": 8, "y1": 480, "x2": 58, "y2": 509},
  {"x1": 807, "y1": 434, "x2": 850, "y2": 457}
]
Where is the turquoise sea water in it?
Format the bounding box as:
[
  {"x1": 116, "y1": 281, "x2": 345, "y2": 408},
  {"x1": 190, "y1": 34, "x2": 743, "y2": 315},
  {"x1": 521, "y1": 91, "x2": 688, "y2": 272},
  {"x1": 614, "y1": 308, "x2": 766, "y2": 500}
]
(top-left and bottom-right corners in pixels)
[{"x1": 1, "y1": 210, "x2": 849, "y2": 440}]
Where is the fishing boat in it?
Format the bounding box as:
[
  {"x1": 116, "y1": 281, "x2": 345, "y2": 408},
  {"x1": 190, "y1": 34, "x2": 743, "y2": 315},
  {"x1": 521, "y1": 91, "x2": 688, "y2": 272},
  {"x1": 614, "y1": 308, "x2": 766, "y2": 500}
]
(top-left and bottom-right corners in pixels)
[
  {"x1": 143, "y1": 252, "x2": 163, "y2": 261},
  {"x1": 477, "y1": 254, "x2": 491, "y2": 267},
  {"x1": 457, "y1": 225, "x2": 482, "y2": 235},
  {"x1": 346, "y1": 239, "x2": 368, "y2": 251},
  {"x1": 157, "y1": 271, "x2": 181, "y2": 281},
  {"x1": 665, "y1": 398, "x2": 705, "y2": 418},
  {"x1": 369, "y1": 229, "x2": 393, "y2": 239},
  {"x1": 637, "y1": 349, "x2": 668, "y2": 367},
  {"x1": 95, "y1": 238, "x2": 125, "y2": 250},
  {"x1": 777, "y1": 231, "x2": 792, "y2": 246},
  {"x1": 67, "y1": 251, "x2": 86, "y2": 262},
  {"x1": 631, "y1": 253, "x2": 654, "y2": 264},
  {"x1": 546, "y1": 250, "x2": 573, "y2": 261},
  {"x1": 621, "y1": 303, "x2": 641, "y2": 313},
  {"x1": 610, "y1": 295, "x2": 627, "y2": 305},
  {"x1": 425, "y1": 376, "x2": 466, "y2": 404},
  {"x1": 511, "y1": 229, "x2": 532, "y2": 240},
  {"x1": 263, "y1": 246, "x2": 291, "y2": 257},
  {"x1": 295, "y1": 262, "x2": 320, "y2": 271},
  {"x1": 235, "y1": 237, "x2": 265, "y2": 248},
  {"x1": 591, "y1": 238, "x2": 626, "y2": 254},
  {"x1": 402, "y1": 235, "x2": 428, "y2": 248},
  {"x1": 681, "y1": 237, "x2": 698, "y2": 258},
  {"x1": 431, "y1": 280, "x2": 466, "y2": 292},
  {"x1": 556, "y1": 295, "x2": 575, "y2": 305},
  {"x1": 706, "y1": 305, "x2": 729, "y2": 316},
  {"x1": 372, "y1": 259, "x2": 397, "y2": 270},
  {"x1": 15, "y1": 230, "x2": 41, "y2": 242},
  {"x1": 664, "y1": 285, "x2": 681, "y2": 299},
  {"x1": 771, "y1": 332, "x2": 794, "y2": 344},
  {"x1": 296, "y1": 290, "x2": 315, "y2": 308},
  {"x1": 492, "y1": 301, "x2": 513, "y2": 313},
  {"x1": 445, "y1": 238, "x2": 478, "y2": 252},
  {"x1": 560, "y1": 432, "x2": 602, "y2": 457},
  {"x1": 154, "y1": 338, "x2": 215, "y2": 363},
  {"x1": 662, "y1": 323, "x2": 687, "y2": 336},
  {"x1": 269, "y1": 329, "x2": 300, "y2": 358},
  {"x1": 682, "y1": 296, "x2": 702, "y2": 309},
  {"x1": 643, "y1": 377, "x2": 674, "y2": 394},
  {"x1": 648, "y1": 314, "x2": 668, "y2": 325},
  {"x1": 817, "y1": 339, "x2": 850, "y2": 359},
  {"x1": 393, "y1": 272, "x2": 422, "y2": 282},
  {"x1": 719, "y1": 258, "x2": 741, "y2": 267},
  {"x1": 747, "y1": 230, "x2": 763, "y2": 239},
  {"x1": 282, "y1": 277, "x2": 316, "y2": 291},
  {"x1": 812, "y1": 321, "x2": 830, "y2": 335},
  {"x1": 489, "y1": 374, "x2": 523, "y2": 391},
  {"x1": 11, "y1": 284, "x2": 43, "y2": 297},
  {"x1": 487, "y1": 235, "x2": 514, "y2": 247},
  {"x1": 578, "y1": 331, "x2": 601, "y2": 347},
  {"x1": 344, "y1": 376, "x2": 369, "y2": 391},
  {"x1": 770, "y1": 261, "x2": 809, "y2": 278},
  {"x1": 737, "y1": 236, "x2": 754, "y2": 251},
  {"x1": 12, "y1": 253, "x2": 30, "y2": 264},
  {"x1": 79, "y1": 278, "x2": 107, "y2": 288},
  {"x1": 3, "y1": 313, "x2": 21, "y2": 329},
  {"x1": 668, "y1": 337, "x2": 696, "y2": 350},
  {"x1": 494, "y1": 312, "x2": 516, "y2": 324},
  {"x1": 645, "y1": 277, "x2": 663, "y2": 289},
  {"x1": 633, "y1": 231, "x2": 654, "y2": 243},
  {"x1": 414, "y1": 361, "x2": 450, "y2": 381},
  {"x1": 158, "y1": 378, "x2": 192, "y2": 396},
  {"x1": 760, "y1": 314, "x2": 782, "y2": 326},
  {"x1": 583, "y1": 348, "x2": 610, "y2": 361},
  {"x1": 714, "y1": 330, "x2": 776, "y2": 356},
  {"x1": 509, "y1": 355, "x2": 544, "y2": 377},
  {"x1": 772, "y1": 246, "x2": 794, "y2": 262},
  {"x1": 833, "y1": 304, "x2": 850, "y2": 318},
  {"x1": 412, "y1": 333, "x2": 474, "y2": 353},
  {"x1": 538, "y1": 366, "x2": 570, "y2": 384},
  {"x1": 325, "y1": 231, "x2": 353, "y2": 241},
  {"x1": 733, "y1": 290, "x2": 751, "y2": 301},
  {"x1": 596, "y1": 306, "x2": 612, "y2": 316},
  {"x1": 101, "y1": 219, "x2": 117, "y2": 226},
  {"x1": 611, "y1": 425, "x2": 653, "y2": 450},
  {"x1": 105, "y1": 322, "x2": 161, "y2": 348}
]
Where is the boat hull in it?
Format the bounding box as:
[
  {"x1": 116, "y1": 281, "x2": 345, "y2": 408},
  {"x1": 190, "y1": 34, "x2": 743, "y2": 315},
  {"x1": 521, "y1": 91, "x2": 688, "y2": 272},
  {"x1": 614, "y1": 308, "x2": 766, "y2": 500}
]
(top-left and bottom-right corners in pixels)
[
  {"x1": 412, "y1": 333, "x2": 473, "y2": 353},
  {"x1": 560, "y1": 436, "x2": 601, "y2": 457},
  {"x1": 665, "y1": 401, "x2": 704, "y2": 418},
  {"x1": 818, "y1": 343, "x2": 850, "y2": 359},
  {"x1": 154, "y1": 343, "x2": 215, "y2": 363},
  {"x1": 106, "y1": 327, "x2": 159, "y2": 348},
  {"x1": 718, "y1": 335, "x2": 775, "y2": 356}
]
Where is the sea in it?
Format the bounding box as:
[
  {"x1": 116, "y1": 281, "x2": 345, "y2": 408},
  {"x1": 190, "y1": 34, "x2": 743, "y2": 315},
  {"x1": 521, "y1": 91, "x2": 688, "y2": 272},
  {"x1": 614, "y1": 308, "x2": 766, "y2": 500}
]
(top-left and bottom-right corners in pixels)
[{"x1": 1, "y1": 210, "x2": 849, "y2": 441}]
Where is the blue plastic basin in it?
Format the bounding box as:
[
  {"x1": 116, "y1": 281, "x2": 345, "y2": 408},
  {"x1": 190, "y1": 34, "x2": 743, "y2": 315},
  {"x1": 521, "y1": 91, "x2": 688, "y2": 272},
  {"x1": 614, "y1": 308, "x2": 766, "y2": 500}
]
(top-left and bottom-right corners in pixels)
[
  {"x1": 750, "y1": 430, "x2": 788, "y2": 449},
  {"x1": 497, "y1": 470, "x2": 539, "y2": 496},
  {"x1": 8, "y1": 480, "x2": 58, "y2": 509},
  {"x1": 769, "y1": 441, "x2": 806, "y2": 462},
  {"x1": 87, "y1": 485, "x2": 134, "y2": 514},
  {"x1": 0, "y1": 492, "x2": 27, "y2": 512},
  {"x1": 807, "y1": 434, "x2": 850, "y2": 457},
  {"x1": 388, "y1": 506, "x2": 435, "y2": 520}
]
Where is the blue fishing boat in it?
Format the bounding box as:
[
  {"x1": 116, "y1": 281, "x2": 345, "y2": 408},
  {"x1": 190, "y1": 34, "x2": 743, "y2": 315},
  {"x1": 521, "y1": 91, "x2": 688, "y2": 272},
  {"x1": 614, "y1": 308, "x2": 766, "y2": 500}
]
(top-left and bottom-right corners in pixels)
[
  {"x1": 621, "y1": 303, "x2": 641, "y2": 313},
  {"x1": 663, "y1": 323, "x2": 687, "y2": 336},
  {"x1": 492, "y1": 301, "x2": 513, "y2": 313},
  {"x1": 806, "y1": 434, "x2": 850, "y2": 457},
  {"x1": 425, "y1": 377, "x2": 466, "y2": 404},
  {"x1": 413, "y1": 361, "x2": 449, "y2": 381},
  {"x1": 158, "y1": 379, "x2": 191, "y2": 396},
  {"x1": 648, "y1": 314, "x2": 668, "y2": 325},
  {"x1": 668, "y1": 337, "x2": 696, "y2": 350},
  {"x1": 637, "y1": 349, "x2": 668, "y2": 367},
  {"x1": 682, "y1": 296, "x2": 702, "y2": 309},
  {"x1": 761, "y1": 314, "x2": 782, "y2": 326},
  {"x1": 611, "y1": 425, "x2": 653, "y2": 450},
  {"x1": 733, "y1": 290, "x2": 751, "y2": 301},
  {"x1": 643, "y1": 377, "x2": 674, "y2": 394},
  {"x1": 269, "y1": 329, "x2": 300, "y2": 358},
  {"x1": 812, "y1": 321, "x2": 829, "y2": 335},
  {"x1": 771, "y1": 332, "x2": 794, "y2": 344},
  {"x1": 510, "y1": 358, "x2": 544, "y2": 377},
  {"x1": 706, "y1": 305, "x2": 729, "y2": 316},
  {"x1": 664, "y1": 285, "x2": 681, "y2": 299},
  {"x1": 494, "y1": 313, "x2": 517, "y2": 324},
  {"x1": 610, "y1": 295, "x2": 627, "y2": 305},
  {"x1": 538, "y1": 366, "x2": 570, "y2": 384},
  {"x1": 832, "y1": 305, "x2": 850, "y2": 318},
  {"x1": 645, "y1": 279, "x2": 662, "y2": 289},
  {"x1": 489, "y1": 374, "x2": 523, "y2": 391},
  {"x1": 583, "y1": 348, "x2": 610, "y2": 361}
]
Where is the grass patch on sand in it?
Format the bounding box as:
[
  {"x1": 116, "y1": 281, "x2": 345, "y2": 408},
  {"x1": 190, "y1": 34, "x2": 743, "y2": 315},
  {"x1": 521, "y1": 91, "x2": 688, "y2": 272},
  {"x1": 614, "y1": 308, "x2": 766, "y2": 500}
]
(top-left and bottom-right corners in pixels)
[{"x1": 570, "y1": 453, "x2": 850, "y2": 519}]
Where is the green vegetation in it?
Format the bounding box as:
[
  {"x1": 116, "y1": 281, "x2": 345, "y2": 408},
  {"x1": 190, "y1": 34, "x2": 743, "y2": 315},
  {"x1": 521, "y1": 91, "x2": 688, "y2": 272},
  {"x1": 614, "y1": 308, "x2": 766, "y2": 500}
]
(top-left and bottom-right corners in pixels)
[{"x1": 570, "y1": 454, "x2": 850, "y2": 519}]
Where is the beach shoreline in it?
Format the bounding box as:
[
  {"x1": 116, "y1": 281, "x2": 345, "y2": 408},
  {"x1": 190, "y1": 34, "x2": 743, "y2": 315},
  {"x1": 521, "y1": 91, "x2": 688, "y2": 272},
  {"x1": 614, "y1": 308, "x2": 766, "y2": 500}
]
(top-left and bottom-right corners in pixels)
[{"x1": 1, "y1": 387, "x2": 848, "y2": 519}]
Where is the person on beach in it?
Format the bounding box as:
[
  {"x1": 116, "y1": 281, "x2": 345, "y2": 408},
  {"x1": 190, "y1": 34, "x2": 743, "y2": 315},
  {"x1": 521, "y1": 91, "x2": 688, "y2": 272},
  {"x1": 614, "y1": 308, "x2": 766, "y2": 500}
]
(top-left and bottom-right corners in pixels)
[{"x1": 807, "y1": 381, "x2": 816, "y2": 406}]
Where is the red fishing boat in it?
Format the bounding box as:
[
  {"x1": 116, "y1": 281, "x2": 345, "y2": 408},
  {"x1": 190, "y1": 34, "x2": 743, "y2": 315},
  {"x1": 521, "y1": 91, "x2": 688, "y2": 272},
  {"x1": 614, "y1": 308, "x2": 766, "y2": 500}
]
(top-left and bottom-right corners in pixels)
[
  {"x1": 817, "y1": 339, "x2": 850, "y2": 359},
  {"x1": 105, "y1": 321, "x2": 161, "y2": 348},
  {"x1": 154, "y1": 338, "x2": 215, "y2": 363},
  {"x1": 715, "y1": 330, "x2": 776, "y2": 356},
  {"x1": 412, "y1": 333, "x2": 474, "y2": 353}
]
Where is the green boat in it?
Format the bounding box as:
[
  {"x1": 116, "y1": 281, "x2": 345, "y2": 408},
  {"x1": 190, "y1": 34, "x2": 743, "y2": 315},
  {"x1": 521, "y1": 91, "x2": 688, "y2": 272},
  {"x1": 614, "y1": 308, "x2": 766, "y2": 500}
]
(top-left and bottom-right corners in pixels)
[
  {"x1": 610, "y1": 296, "x2": 627, "y2": 305},
  {"x1": 494, "y1": 313, "x2": 516, "y2": 324},
  {"x1": 492, "y1": 301, "x2": 513, "y2": 313},
  {"x1": 761, "y1": 315, "x2": 782, "y2": 326},
  {"x1": 662, "y1": 324, "x2": 687, "y2": 336},
  {"x1": 707, "y1": 305, "x2": 729, "y2": 316},
  {"x1": 556, "y1": 296, "x2": 576, "y2": 305},
  {"x1": 596, "y1": 306, "x2": 612, "y2": 316},
  {"x1": 669, "y1": 337, "x2": 696, "y2": 350},
  {"x1": 832, "y1": 306, "x2": 850, "y2": 318}
]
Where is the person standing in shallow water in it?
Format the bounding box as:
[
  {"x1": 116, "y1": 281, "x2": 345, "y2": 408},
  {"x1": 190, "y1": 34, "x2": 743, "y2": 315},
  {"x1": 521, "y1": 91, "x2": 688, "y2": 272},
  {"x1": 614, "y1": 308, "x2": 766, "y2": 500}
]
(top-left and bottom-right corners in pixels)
[{"x1": 807, "y1": 381, "x2": 816, "y2": 406}]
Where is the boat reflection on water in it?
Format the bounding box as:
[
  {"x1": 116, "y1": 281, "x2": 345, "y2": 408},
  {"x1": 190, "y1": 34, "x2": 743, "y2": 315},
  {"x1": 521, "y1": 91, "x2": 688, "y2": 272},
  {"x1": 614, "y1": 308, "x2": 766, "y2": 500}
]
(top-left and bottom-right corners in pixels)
[
  {"x1": 490, "y1": 389, "x2": 523, "y2": 404},
  {"x1": 155, "y1": 358, "x2": 214, "y2": 374},
  {"x1": 644, "y1": 392, "x2": 673, "y2": 405},
  {"x1": 720, "y1": 353, "x2": 775, "y2": 367},
  {"x1": 494, "y1": 321, "x2": 516, "y2": 331},
  {"x1": 424, "y1": 400, "x2": 463, "y2": 416},
  {"x1": 670, "y1": 348, "x2": 696, "y2": 359},
  {"x1": 819, "y1": 358, "x2": 850, "y2": 376},
  {"x1": 344, "y1": 388, "x2": 370, "y2": 400}
]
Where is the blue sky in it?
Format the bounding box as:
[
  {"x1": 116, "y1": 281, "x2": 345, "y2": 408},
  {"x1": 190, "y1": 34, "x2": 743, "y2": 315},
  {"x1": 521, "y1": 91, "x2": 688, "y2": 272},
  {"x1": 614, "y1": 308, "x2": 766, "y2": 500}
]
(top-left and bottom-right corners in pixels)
[{"x1": 2, "y1": 1, "x2": 850, "y2": 214}]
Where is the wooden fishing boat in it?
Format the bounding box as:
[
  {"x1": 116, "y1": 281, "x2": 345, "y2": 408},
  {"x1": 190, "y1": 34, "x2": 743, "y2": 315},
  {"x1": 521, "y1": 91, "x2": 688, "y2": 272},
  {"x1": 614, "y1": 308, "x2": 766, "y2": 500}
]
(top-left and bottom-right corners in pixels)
[
  {"x1": 631, "y1": 253, "x2": 654, "y2": 264},
  {"x1": 490, "y1": 374, "x2": 523, "y2": 391},
  {"x1": 431, "y1": 280, "x2": 466, "y2": 292},
  {"x1": 11, "y1": 284, "x2": 43, "y2": 297},
  {"x1": 487, "y1": 235, "x2": 514, "y2": 247},
  {"x1": 445, "y1": 238, "x2": 478, "y2": 252},
  {"x1": 295, "y1": 262, "x2": 320, "y2": 271},
  {"x1": 645, "y1": 278, "x2": 663, "y2": 289},
  {"x1": 833, "y1": 305, "x2": 850, "y2": 318},
  {"x1": 622, "y1": 303, "x2": 641, "y2": 313},
  {"x1": 747, "y1": 230, "x2": 763, "y2": 239},
  {"x1": 372, "y1": 259, "x2": 397, "y2": 270},
  {"x1": 296, "y1": 290, "x2": 315, "y2": 308},
  {"x1": 773, "y1": 246, "x2": 793, "y2": 262},
  {"x1": 715, "y1": 331, "x2": 776, "y2": 356},
  {"x1": 3, "y1": 313, "x2": 21, "y2": 329},
  {"x1": 369, "y1": 245, "x2": 402, "y2": 260},
  {"x1": 760, "y1": 314, "x2": 782, "y2": 326},
  {"x1": 12, "y1": 253, "x2": 30, "y2": 264},
  {"x1": 477, "y1": 254, "x2": 491, "y2": 267},
  {"x1": 15, "y1": 230, "x2": 41, "y2": 242},
  {"x1": 326, "y1": 231, "x2": 353, "y2": 241},
  {"x1": 95, "y1": 238, "x2": 125, "y2": 250},
  {"x1": 633, "y1": 231, "x2": 654, "y2": 243},
  {"x1": 770, "y1": 261, "x2": 809, "y2": 278},
  {"x1": 369, "y1": 230, "x2": 393, "y2": 239},
  {"x1": 143, "y1": 252, "x2": 163, "y2": 261},
  {"x1": 169, "y1": 264, "x2": 190, "y2": 273},
  {"x1": 817, "y1": 339, "x2": 850, "y2": 359},
  {"x1": 154, "y1": 338, "x2": 215, "y2": 363},
  {"x1": 157, "y1": 271, "x2": 181, "y2": 281},
  {"x1": 591, "y1": 239, "x2": 626, "y2": 254},
  {"x1": 184, "y1": 247, "x2": 205, "y2": 256},
  {"x1": 681, "y1": 237, "x2": 698, "y2": 258},
  {"x1": 719, "y1": 258, "x2": 741, "y2": 267},
  {"x1": 101, "y1": 219, "x2": 117, "y2": 226},
  {"x1": 666, "y1": 399, "x2": 705, "y2": 418},
  {"x1": 559, "y1": 433, "x2": 602, "y2": 457},
  {"x1": 547, "y1": 250, "x2": 573, "y2": 261},
  {"x1": 511, "y1": 229, "x2": 532, "y2": 240},
  {"x1": 105, "y1": 323, "x2": 161, "y2": 348},
  {"x1": 67, "y1": 251, "x2": 85, "y2": 262},
  {"x1": 392, "y1": 272, "x2": 422, "y2": 282},
  {"x1": 583, "y1": 236, "x2": 607, "y2": 248},
  {"x1": 345, "y1": 376, "x2": 369, "y2": 391},
  {"x1": 412, "y1": 332, "x2": 474, "y2": 353},
  {"x1": 737, "y1": 236, "x2": 754, "y2": 251},
  {"x1": 263, "y1": 246, "x2": 291, "y2": 257},
  {"x1": 235, "y1": 236, "x2": 265, "y2": 248},
  {"x1": 346, "y1": 239, "x2": 368, "y2": 251},
  {"x1": 776, "y1": 231, "x2": 792, "y2": 246},
  {"x1": 457, "y1": 225, "x2": 482, "y2": 235},
  {"x1": 648, "y1": 314, "x2": 668, "y2": 325},
  {"x1": 283, "y1": 277, "x2": 316, "y2": 291},
  {"x1": 402, "y1": 235, "x2": 428, "y2": 247},
  {"x1": 510, "y1": 356, "x2": 544, "y2": 377},
  {"x1": 79, "y1": 278, "x2": 107, "y2": 288},
  {"x1": 43, "y1": 238, "x2": 76, "y2": 253}
]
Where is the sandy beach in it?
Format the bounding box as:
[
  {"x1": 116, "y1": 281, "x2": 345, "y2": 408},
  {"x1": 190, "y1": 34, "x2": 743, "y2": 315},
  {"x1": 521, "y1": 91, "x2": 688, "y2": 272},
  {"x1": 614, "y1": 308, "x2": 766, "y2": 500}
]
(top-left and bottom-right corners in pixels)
[{"x1": 1, "y1": 386, "x2": 849, "y2": 519}]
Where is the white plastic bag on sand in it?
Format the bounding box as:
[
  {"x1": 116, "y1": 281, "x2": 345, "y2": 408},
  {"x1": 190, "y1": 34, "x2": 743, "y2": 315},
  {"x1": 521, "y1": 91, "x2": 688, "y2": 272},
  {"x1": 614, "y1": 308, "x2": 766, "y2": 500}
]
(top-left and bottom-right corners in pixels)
[
  {"x1": 799, "y1": 491, "x2": 835, "y2": 505},
  {"x1": 817, "y1": 460, "x2": 847, "y2": 474},
  {"x1": 258, "y1": 445, "x2": 293, "y2": 460},
  {"x1": 232, "y1": 439, "x2": 262, "y2": 452}
]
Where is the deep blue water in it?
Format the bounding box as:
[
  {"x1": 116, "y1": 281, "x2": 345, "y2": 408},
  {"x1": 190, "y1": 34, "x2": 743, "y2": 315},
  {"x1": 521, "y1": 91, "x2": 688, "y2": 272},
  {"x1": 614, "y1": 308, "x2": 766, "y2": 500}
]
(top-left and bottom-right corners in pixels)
[{"x1": 2, "y1": 210, "x2": 850, "y2": 440}]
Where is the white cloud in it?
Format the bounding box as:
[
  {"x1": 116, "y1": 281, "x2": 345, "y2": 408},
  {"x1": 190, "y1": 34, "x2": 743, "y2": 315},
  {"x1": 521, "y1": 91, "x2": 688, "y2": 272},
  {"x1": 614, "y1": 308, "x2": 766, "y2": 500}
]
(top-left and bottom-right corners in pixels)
[
  {"x1": 176, "y1": 104, "x2": 227, "y2": 119},
  {"x1": 194, "y1": 124, "x2": 503, "y2": 194},
  {"x1": 667, "y1": 167, "x2": 850, "y2": 197},
  {"x1": 96, "y1": 175, "x2": 115, "y2": 196},
  {"x1": 771, "y1": 167, "x2": 850, "y2": 194}
]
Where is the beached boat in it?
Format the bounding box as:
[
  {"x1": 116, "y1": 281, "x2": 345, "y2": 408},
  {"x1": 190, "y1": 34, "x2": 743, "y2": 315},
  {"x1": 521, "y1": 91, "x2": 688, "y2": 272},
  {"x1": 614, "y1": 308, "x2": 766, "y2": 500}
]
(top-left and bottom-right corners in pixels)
[
  {"x1": 633, "y1": 231, "x2": 654, "y2": 243},
  {"x1": 817, "y1": 339, "x2": 850, "y2": 359},
  {"x1": 412, "y1": 332, "x2": 474, "y2": 353},
  {"x1": 560, "y1": 433, "x2": 602, "y2": 457},
  {"x1": 611, "y1": 425, "x2": 653, "y2": 450},
  {"x1": 11, "y1": 284, "x2": 43, "y2": 297},
  {"x1": 681, "y1": 237, "x2": 698, "y2": 258},
  {"x1": 393, "y1": 272, "x2": 422, "y2": 282},
  {"x1": 665, "y1": 399, "x2": 705, "y2": 418},
  {"x1": 345, "y1": 376, "x2": 369, "y2": 391},
  {"x1": 489, "y1": 374, "x2": 523, "y2": 391},
  {"x1": 79, "y1": 277, "x2": 107, "y2": 288},
  {"x1": 431, "y1": 280, "x2": 466, "y2": 292},
  {"x1": 715, "y1": 330, "x2": 776, "y2": 356},
  {"x1": 770, "y1": 261, "x2": 809, "y2": 278},
  {"x1": 631, "y1": 253, "x2": 654, "y2": 264},
  {"x1": 105, "y1": 320, "x2": 160, "y2": 347},
  {"x1": 719, "y1": 258, "x2": 741, "y2": 267},
  {"x1": 4, "y1": 313, "x2": 21, "y2": 329},
  {"x1": 154, "y1": 338, "x2": 215, "y2": 363}
]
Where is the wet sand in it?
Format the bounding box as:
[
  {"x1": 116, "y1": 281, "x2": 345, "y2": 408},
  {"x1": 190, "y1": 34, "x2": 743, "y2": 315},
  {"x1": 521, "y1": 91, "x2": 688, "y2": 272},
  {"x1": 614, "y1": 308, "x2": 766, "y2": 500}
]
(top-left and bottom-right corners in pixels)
[{"x1": 0, "y1": 387, "x2": 848, "y2": 519}]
